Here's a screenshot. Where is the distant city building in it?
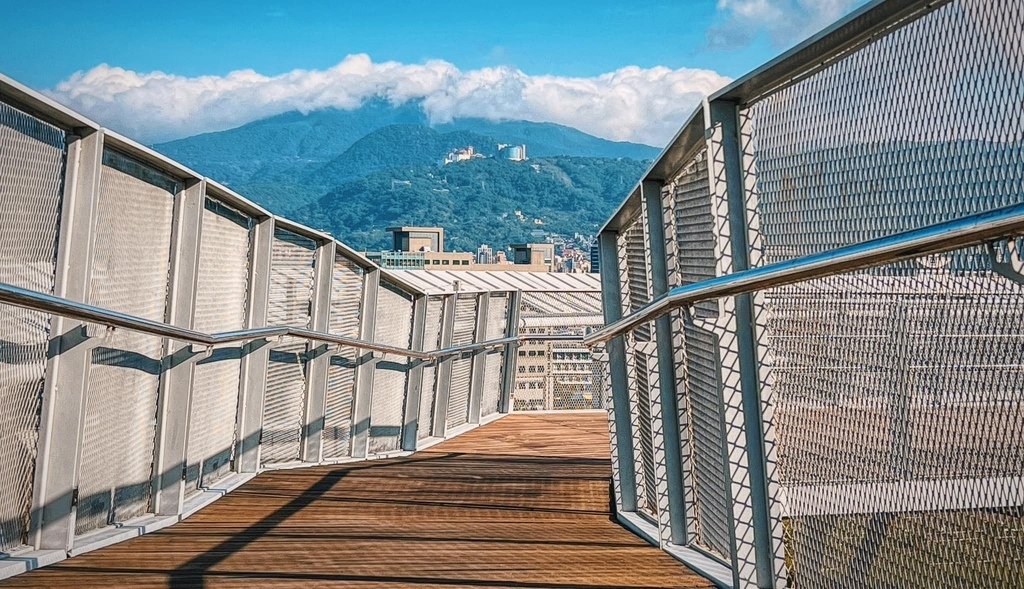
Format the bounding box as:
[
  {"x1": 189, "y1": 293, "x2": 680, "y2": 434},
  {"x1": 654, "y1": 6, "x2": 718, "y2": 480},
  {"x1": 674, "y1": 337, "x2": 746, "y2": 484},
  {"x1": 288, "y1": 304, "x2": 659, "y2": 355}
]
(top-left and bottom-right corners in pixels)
[
  {"x1": 511, "y1": 243, "x2": 555, "y2": 271},
  {"x1": 495, "y1": 250, "x2": 508, "y2": 264},
  {"x1": 388, "y1": 226, "x2": 444, "y2": 253},
  {"x1": 477, "y1": 244, "x2": 494, "y2": 265},
  {"x1": 443, "y1": 145, "x2": 483, "y2": 165},
  {"x1": 497, "y1": 143, "x2": 528, "y2": 161},
  {"x1": 367, "y1": 251, "x2": 426, "y2": 270},
  {"x1": 589, "y1": 244, "x2": 600, "y2": 273}
]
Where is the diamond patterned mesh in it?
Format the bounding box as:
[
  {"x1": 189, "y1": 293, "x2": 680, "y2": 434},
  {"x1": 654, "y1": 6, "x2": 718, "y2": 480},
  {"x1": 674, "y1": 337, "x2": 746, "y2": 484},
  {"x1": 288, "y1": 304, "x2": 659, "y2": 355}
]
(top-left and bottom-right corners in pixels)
[
  {"x1": 683, "y1": 321, "x2": 733, "y2": 561},
  {"x1": 0, "y1": 101, "x2": 65, "y2": 551},
  {"x1": 480, "y1": 294, "x2": 508, "y2": 418},
  {"x1": 735, "y1": 2, "x2": 1024, "y2": 586},
  {"x1": 445, "y1": 294, "x2": 477, "y2": 430},
  {"x1": 260, "y1": 228, "x2": 316, "y2": 466},
  {"x1": 321, "y1": 254, "x2": 363, "y2": 460},
  {"x1": 513, "y1": 291, "x2": 603, "y2": 411},
  {"x1": 369, "y1": 282, "x2": 412, "y2": 453},
  {"x1": 671, "y1": 149, "x2": 718, "y2": 319},
  {"x1": 186, "y1": 199, "x2": 252, "y2": 493},
  {"x1": 77, "y1": 150, "x2": 178, "y2": 534},
  {"x1": 633, "y1": 348, "x2": 658, "y2": 520},
  {"x1": 761, "y1": 245, "x2": 1024, "y2": 588},
  {"x1": 417, "y1": 296, "x2": 445, "y2": 440},
  {"x1": 742, "y1": 0, "x2": 1024, "y2": 268}
]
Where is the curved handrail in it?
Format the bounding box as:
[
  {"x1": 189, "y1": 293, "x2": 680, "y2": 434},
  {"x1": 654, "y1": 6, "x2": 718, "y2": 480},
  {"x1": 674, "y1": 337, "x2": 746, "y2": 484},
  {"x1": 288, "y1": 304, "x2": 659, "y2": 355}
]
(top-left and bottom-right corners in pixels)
[
  {"x1": 586, "y1": 202, "x2": 1024, "y2": 347},
  {"x1": 0, "y1": 281, "x2": 584, "y2": 360}
]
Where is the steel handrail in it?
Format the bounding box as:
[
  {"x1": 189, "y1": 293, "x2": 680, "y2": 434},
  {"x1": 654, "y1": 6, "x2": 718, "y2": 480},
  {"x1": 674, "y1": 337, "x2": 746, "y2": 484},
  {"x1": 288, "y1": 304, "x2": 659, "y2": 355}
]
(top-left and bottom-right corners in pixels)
[
  {"x1": 0, "y1": 281, "x2": 585, "y2": 360},
  {"x1": 586, "y1": 202, "x2": 1024, "y2": 346}
]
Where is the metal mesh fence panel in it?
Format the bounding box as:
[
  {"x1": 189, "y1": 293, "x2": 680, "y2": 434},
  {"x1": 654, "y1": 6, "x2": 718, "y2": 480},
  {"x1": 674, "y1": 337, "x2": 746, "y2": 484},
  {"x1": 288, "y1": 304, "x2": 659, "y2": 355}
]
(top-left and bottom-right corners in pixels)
[
  {"x1": 549, "y1": 330, "x2": 601, "y2": 410},
  {"x1": 514, "y1": 291, "x2": 603, "y2": 411},
  {"x1": 321, "y1": 254, "x2": 363, "y2": 460},
  {"x1": 742, "y1": 0, "x2": 1024, "y2": 268},
  {"x1": 480, "y1": 293, "x2": 508, "y2": 418},
  {"x1": 417, "y1": 296, "x2": 445, "y2": 440},
  {"x1": 633, "y1": 347, "x2": 658, "y2": 521},
  {"x1": 683, "y1": 321, "x2": 733, "y2": 561},
  {"x1": 0, "y1": 101, "x2": 65, "y2": 551},
  {"x1": 445, "y1": 294, "x2": 477, "y2": 430},
  {"x1": 735, "y1": 2, "x2": 1024, "y2": 586},
  {"x1": 185, "y1": 199, "x2": 251, "y2": 493},
  {"x1": 369, "y1": 283, "x2": 412, "y2": 453},
  {"x1": 77, "y1": 150, "x2": 178, "y2": 534},
  {"x1": 260, "y1": 228, "x2": 316, "y2": 466},
  {"x1": 760, "y1": 244, "x2": 1024, "y2": 588}
]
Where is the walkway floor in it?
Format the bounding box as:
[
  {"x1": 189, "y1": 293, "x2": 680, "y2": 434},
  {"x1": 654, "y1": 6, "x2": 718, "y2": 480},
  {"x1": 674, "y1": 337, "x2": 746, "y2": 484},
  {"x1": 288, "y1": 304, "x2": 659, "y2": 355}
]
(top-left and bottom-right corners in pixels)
[{"x1": 2, "y1": 413, "x2": 711, "y2": 588}]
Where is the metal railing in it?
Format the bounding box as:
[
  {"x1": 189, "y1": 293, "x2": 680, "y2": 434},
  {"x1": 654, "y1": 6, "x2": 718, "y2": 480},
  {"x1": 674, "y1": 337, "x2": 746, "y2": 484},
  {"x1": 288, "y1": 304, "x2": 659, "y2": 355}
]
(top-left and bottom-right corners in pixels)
[
  {"x1": 0, "y1": 281, "x2": 582, "y2": 361},
  {"x1": 587, "y1": 202, "x2": 1024, "y2": 346},
  {"x1": 593, "y1": 1, "x2": 1024, "y2": 588},
  {"x1": 0, "y1": 69, "x2": 604, "y2": 577}
]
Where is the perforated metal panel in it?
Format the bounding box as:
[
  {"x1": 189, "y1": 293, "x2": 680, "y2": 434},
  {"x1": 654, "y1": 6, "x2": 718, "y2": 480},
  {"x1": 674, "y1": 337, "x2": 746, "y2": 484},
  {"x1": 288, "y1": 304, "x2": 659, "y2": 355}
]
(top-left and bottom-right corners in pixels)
[
  {"x1": 321, "y1": 254, "x2": 363, "y2": 460},
  {"x1": 77, "y1": 150, "x2": 178, "y2": 534},
  {"x1": 446, "y1": 294, "x2": 478, "y2": 430},
  {"x1": 260, "y1": 229, "x2": 316, "y2": 466},
  {"x1": 0, "y1": 101, "x2": 65, "y2": 551},
  {"x1": 185, "y1": 200, "x2": 251, "y2": 493},
  {"x1": 369, "y1": 282, "x2": 413, "y2": 453},
  {"x1": 480, "y1": 294, "x2": 509, "y2": 418},
  {"x1": 417, "y1": 296, "x2": 445, "y2": 440}
]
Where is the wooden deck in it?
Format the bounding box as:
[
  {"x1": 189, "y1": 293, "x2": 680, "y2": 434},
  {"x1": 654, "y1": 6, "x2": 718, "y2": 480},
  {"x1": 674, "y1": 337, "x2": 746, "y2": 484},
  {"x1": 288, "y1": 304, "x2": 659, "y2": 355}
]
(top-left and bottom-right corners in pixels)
[{"x1": 2, "y1": 413, "x2": 711, "y2": 588}]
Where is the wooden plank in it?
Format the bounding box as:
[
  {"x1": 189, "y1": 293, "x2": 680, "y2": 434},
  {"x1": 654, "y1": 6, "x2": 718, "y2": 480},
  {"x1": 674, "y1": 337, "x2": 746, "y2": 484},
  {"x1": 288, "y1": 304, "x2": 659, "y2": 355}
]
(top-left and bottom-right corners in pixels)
[{"x1": 2, "y1": 414, "x2": 712, "y2": 588}]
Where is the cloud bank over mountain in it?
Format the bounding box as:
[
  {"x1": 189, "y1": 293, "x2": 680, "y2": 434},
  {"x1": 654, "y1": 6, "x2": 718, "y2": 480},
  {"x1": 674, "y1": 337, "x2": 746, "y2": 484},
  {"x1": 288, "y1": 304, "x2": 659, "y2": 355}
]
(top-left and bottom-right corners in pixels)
[{"x1": 48, "y1": 55, "x2": 730, "y2": 145}]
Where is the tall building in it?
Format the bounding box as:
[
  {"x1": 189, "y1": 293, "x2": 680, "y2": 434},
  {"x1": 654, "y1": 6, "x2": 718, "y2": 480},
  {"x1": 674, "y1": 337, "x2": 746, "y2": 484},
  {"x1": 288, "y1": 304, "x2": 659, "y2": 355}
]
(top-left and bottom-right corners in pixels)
[
  {"x1": 589, "y1": 243, "x2": 600, "y2": 273},
  {"x1": 497, "y1": 143, "x2": 528, "y2": 161},
  {"x1": 477, "y1": 244, "x2": 494, "y2": 265}
]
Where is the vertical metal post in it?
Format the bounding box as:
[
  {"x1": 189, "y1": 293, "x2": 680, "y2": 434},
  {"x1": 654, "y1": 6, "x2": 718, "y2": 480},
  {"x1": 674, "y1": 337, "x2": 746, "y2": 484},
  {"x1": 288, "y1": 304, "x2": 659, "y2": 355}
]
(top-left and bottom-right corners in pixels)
[
  {"x1": 401, "y1": 295, "x2": 428, "y2": 451},
  {"x1": 301, "y1": 241, "x2": 335, "y2": 463},
  {"x1": 235, "y1": 216, "x2": 273, "y2": 473},
  {"x1": 467, "y1": 292, "x2": 490, "y2": 425},
  {"x1": 642, "y1": 179, "x2": 688, "y2": 545},
  {"x1": 31, "y1": 130, "x2": 103, "y2": 551},
  {"x1": 431, "y1": 294, "x2": 456, "y2": 438},
  {"x1": 709, "y1": 98, "x2": 774, "y2": 588},
  {"x1": 350, "y1": 268, "x2": 380, "y2": 458},
  {"x1": 499, "y1": 290, "x2": 522, "y2": 413},
  {"x1": 151, "y1": 178, "x2": 204, "y2": 516},
  {"x1": 599, "y1": 229, "x2": 637, "y2": 512}
]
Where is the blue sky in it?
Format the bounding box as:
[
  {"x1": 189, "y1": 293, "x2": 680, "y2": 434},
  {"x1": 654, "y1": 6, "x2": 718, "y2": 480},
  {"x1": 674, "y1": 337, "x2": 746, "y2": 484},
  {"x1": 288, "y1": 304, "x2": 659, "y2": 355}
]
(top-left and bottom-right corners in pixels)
[{"x1": 0, "y1": 0, "x2": 864, "y2": 144}]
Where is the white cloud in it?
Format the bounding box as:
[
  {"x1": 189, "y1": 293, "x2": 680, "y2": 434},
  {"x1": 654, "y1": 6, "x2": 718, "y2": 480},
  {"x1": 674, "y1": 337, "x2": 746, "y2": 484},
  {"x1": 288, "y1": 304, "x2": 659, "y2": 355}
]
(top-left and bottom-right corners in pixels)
[
  {"x1": 47, "y1": 54, "x2": 730, "y2": 146},
  {"x1": 708, "y1": 0, "x2": 864, "y2": 48}
]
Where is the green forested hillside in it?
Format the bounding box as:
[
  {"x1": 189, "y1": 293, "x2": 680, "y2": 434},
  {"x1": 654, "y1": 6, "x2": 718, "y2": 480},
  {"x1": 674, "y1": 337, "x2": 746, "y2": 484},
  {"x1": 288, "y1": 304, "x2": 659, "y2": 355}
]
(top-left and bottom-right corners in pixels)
[
  {"x1": 150, "y1": 105, "x2": 656, "y2": 249},
  {"x1": 298, "y1": 156, "x2": 648, "y2": 251}
]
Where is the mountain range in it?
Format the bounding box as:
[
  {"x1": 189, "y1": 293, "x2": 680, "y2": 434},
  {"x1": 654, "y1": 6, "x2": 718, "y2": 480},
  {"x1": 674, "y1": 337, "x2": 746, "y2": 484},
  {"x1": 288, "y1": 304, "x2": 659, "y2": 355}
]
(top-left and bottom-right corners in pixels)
[{"x1": 153, "y1": 100, "x2": 659, "y2": 251}]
